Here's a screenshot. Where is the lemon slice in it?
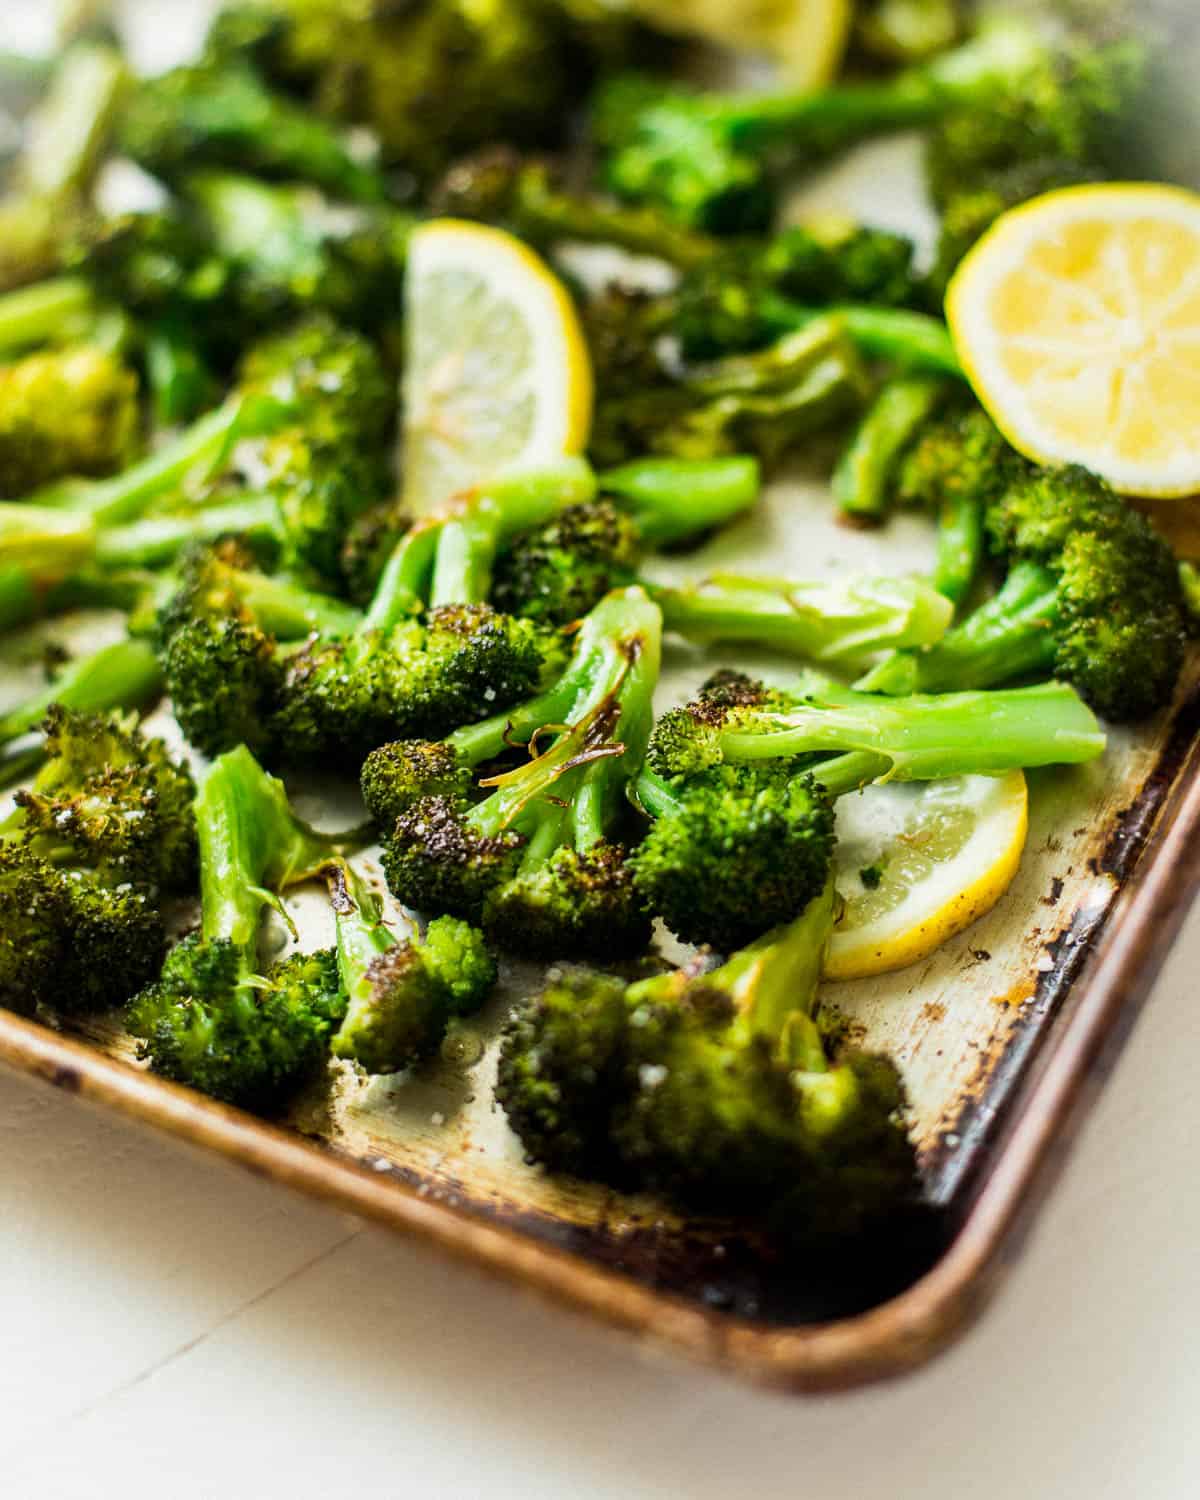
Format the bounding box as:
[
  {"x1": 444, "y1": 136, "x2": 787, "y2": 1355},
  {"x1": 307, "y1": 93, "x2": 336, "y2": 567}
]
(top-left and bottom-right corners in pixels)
[
  {"x1": 947, "y1": 183, "x2": 1200, "y2": 498},
  {"x1": 824, "y1": 771, "x2": 1027, "y2": 981},
  {"x1": 402, "y1": 220, "x2": 592, "y2": 514},
  {"x1": 625, "y1": 0, "x2": 851, "y2": 87}
]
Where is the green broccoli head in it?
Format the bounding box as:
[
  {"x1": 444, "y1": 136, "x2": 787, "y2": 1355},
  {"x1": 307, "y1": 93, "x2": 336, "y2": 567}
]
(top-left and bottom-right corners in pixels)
[
  {"x1": 0, "y1": 843, "x2": 72, "y2": 1015},
  {"x1": 491, "y1": 499, "x2": 639, "y2": 626},
  {"x1": 631, "y1": 764, "x2": 836, "y2": 952},
  {"x1": 13, "y1": 704, "x2": 196, "y2": 891},
  {"x1": 984, "y1": 462, "x2": 1133, "y2": 564},
  {"x1": 0, "y1": 346, "x2": 140, "y2": 497},
  {"x1": 895, "y1": 406, "x2": 1016, "y2": 512},
  {"x1": 381, "y1": 793, "x2": 524, "y2": 925},
  {"x1": 331, "y1": 914, "x2": 495, "y2": 1075},
  {"x1": 495, "y1": 966, "x2": 630, "y2": 1178},
  {"x1": 53, "y1": 869, "x2": 167, "y2": 1014},
  {"x1": 127, "y1": 935, "x2": 345, "y2": 1108},
  {"x1": 360, "y1": 738, "x2": 473, "y2": 829},
  {"x1": 483, "y1": 841, "x2": 650, "y2": 960},
  {"x1": 925, "y1": 32, "x2": 1146, "y2": 208}
]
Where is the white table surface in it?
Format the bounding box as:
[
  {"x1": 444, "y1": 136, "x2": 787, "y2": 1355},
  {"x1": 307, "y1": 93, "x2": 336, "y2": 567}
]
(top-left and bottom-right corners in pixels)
[{"x1": 1, "y1": 901, "x2": 1197, "y2": 1500}]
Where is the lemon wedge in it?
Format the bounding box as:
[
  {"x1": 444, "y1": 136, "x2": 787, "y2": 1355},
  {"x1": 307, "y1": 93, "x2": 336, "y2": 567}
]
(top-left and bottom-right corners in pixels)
[
  {"x1": 824, "y1": 771, "x2": 1028, "y2": 981},
  {"x1": 402, "y1": 220, "x2": 592, "y2": 514},
  {"x1": 947, "y1": 183, "x2": 1200, "y2": 498},
  {"x1": 625, "y1": 0, "x2": 851, "y2": 87}
]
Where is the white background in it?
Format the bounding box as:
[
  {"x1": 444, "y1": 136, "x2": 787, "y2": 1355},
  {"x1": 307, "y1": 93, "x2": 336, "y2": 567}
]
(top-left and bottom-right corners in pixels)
[{"x1": 2, "y1": 903, "x2": 1198, "y2": 1499}]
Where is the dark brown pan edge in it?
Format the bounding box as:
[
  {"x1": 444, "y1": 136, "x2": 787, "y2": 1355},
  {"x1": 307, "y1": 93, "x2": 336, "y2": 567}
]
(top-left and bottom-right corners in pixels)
[{"x1": 1, "y1": 741, "x2": 1198, "y2": 1394}]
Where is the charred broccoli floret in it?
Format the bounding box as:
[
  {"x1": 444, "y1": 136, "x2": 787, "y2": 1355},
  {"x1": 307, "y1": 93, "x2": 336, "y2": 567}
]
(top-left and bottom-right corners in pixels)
[
  {"x1": 126, "y1": 745, "x2": 354, "y2": 1107},
  {"x1": 0, "y1": 706, "x2": 195, "y2": 1015},
  {"x1": 0, "y1": 346, "x2": 139, "y2": 496},
  {"x1": 860, "y1": 464, "x2": 1188, "y2": 720},
  {"x1": 498, "y1": 879, "x2": 918, "y2": 1237},
  {"x1": 326, "y1": 863, "x2": 495, "y2": 1075},
  {"x1": 370, "y1": 587, "x2": 661, "y2": 958}
]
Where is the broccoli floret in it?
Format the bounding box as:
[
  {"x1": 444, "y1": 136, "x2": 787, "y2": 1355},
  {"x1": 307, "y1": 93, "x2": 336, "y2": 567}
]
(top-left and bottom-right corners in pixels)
[
  {"x1": 0, "y1": 346, "x2": 139, "y2": 496},
  {"x1": 630, "y1": 673, "x2": 1105, "y2": 947},
  {"x1": 374, "y1": 587, "x2": 661, "y2": 958},
  {"x1": 236, "y1": 0, "x2": 635, "y2": 181},
  {"x1": 498, "y1": 880, "x2": 918, "y2": 1237},
  {"x1": 126, "y1": 745, "x2": 356, "y2": 1107},
  {"x1": 492, "y1": 455, "x2": 760, "y2": 624},
  {"x1": 187, "y1": 171, "x2": 412, "y2": 336},
  {"x1": 0, "y1": 707, "x2": 195, "y2": 1015},
  {"x1": 118, "y1": 57, "x2": 385, "y2": 202},
  {"x1": 326, "y1": 863, "x2": 495, "y2": 1075},
  {"x1": 862, "y1": 464, "x2": 1187, "y2": 720}
]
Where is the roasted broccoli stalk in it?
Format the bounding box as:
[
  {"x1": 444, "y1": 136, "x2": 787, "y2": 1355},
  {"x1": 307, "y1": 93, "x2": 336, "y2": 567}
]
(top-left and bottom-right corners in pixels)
[
  {"x1": 648, "y1": 571, "x2": 954, "y2": 666},
  {"x1": 0, "y1": 705, "x2": 195, "y2": 1016},
  {"x1": 497, "y1": 878, "x2": 918, "y2": 1238},
  {"x1": 367, "y1": 587, "x2": 661, "y2": 958},
  {"x1": 126, "y1": 745, "x2": 354, "y2": 1107},
  {"x1": 629, "y1": 671, "x2": 1105, "y2": 948},
  {"x1": 832, "y1": 376, "x2": 951, "y2": 521},
  {"x1": 592, "y1": 20, "x2": 1070, "y2": 231},
  {"x1": 118, "y1": 57, "x2": 385, "y2": 202},
  {"x1": 0, "y1": 345, "x2": 139, "y2": 496},
  {"x1": 326, "y1": 862, "x2": 495, "y2": 1075},
  {"x1": 860, "y1": 464, "x2": 1188, "y2": 721},
  {"x1": 492, "y1": 455, "x2": 759, "y2": 624},
  {"x1": 159, "y1": 463, "x2": 591, "y2": 763},
  {"x1": 0, "y1": 639, "x2": 164, "y2": 759}
]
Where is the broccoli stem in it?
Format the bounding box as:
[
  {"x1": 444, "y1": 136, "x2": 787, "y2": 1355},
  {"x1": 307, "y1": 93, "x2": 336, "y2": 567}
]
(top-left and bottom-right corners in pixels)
[
  {"x1": 197, "y1": 744, "x2": 356, "y2": 950},
  {"x1": 366, "y1": 458, "x2": 596, "y2": 629},
  {"x1": 0, "y1": 567, "x2": 38, "y2": 631},
  {"x1": 0, "y1": 502, "x2": 96, "y2": 578},
  {"x1": 466, "y1": 589, "x2": 661, "y2": 846},
  {"x1": 857, "y1": 562, "x2": 1058, "y2": 695},
  {"x1": 0, "y1": 638, "x2": 163, "y2": 747},
  {"x1": 144, "y1": 313, "x2": 216, "y2": 426},
  {"x1": 600, "y1": 456, "x2": 760, "y2": 546},
  {"x1": 723, "y1": 19, "x2": 1045, "y2": 147},
  {"x1": 778, "y1": 302, "x2": 962, "y2": 375},
  {"x1": 41, "y1": 398, "x2": 251, "y2": 524},
  {"x1": 932, "y1": 491, "x2": 985, "y2": 606},
  {"x1": 0, "y1": 276, "x2": 95, "y2": 358},
  {"x1": 716, "y1": 680, "x2": 1105, "y2": 776},
  {"x1": 92, "y1": 495, "x2": 283, "y2": 569},
  {"x1": 833, "y1": 376, "x2": 949, "y2": 518},
  {"x1": 651, "y1": 572, "x2": 953, "y2": 664},
  {"x1": 18, "y1": 40, "x2": 127, "y2": 199}
]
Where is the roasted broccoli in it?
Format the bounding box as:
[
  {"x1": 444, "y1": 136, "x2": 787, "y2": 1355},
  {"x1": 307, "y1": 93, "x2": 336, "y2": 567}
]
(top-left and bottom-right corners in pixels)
[
  {"x1": 126, "y1": 744, "x2": 353, "y2": 1106},
  {"x1": 629, "y1": 671, "x2": 1105, "y2": 948},
  {"x1": 832, "y1": 376, "x2": 951, "y2": 521},
  {"x1": 0, "y1": 705, "x2": 195, "y2": 1015},
  {"x1": 326, "y1": 862, "x2": 495, "y2": 1075},
  {"x1": 860, "y1": 463, "x2": 1188, "y2": 720},
  {"x1": 159, "y1": 463, "x2": 592, "y2": 763},
  {"x1": 0, "y1": 639, "x2": 164, "y2": 758},
  {"x1": 118, "y1": 56, "x2": 385, "y2": 202},
  {"x1": 497, "y1": 878, "x2": 918, "y2": 1237},
  {"x1": 0, "y1": 345, "x2": 139, "y2": 496},
  {"x1": 367, "y1": 587, "x2": 661, "y2": 958}
]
